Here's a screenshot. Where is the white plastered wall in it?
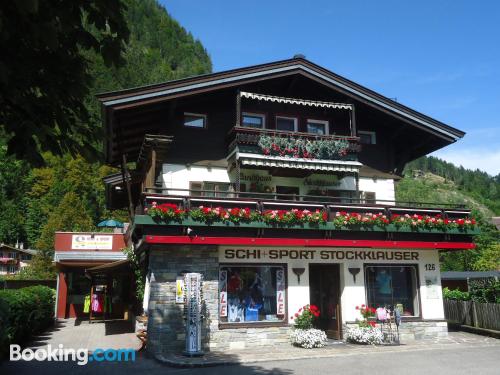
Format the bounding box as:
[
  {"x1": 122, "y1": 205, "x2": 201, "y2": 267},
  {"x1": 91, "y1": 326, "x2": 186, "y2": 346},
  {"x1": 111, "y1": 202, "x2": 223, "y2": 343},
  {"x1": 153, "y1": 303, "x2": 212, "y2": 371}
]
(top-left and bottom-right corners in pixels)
[
  {"x1": 358, "y1": 177, "x2": 395, "y2": 204},
  {"x1": 161, "y1": 163, "x2": 357, "y2": 195}
]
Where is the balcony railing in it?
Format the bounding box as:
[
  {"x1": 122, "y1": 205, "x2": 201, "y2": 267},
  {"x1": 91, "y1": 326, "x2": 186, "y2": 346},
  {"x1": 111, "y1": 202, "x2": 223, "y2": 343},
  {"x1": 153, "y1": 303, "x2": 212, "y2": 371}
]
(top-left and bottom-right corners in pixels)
[
  {"x1": 227, "y1": 126, "x2": 361, "y2": 161},
  {"x1": 135, "y1": 188, "x2": 478, "y2": 238},
  {"x1": 142, "y1": 187, "x2": 470, "y2": 217}
]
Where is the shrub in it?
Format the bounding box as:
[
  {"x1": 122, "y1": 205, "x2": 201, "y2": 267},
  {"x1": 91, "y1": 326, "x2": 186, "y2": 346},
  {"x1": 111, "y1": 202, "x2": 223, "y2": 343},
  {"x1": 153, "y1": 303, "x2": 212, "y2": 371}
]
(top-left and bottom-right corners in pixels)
[
  {"x1": 0, "y1": 286, "x2": 55, "y2": 356},
  {"x1": 344, "y1": 326, "x2": 384, "y2": 345},
  {"x1": 290, "y1": 328, "x2": 327, "y2": 348},
  {"x1": 442, "y1": 287, "x2": 471, "y2": 301},
  {"x1": 469, "y1": 279, "x2": 500, "y2": 303}
]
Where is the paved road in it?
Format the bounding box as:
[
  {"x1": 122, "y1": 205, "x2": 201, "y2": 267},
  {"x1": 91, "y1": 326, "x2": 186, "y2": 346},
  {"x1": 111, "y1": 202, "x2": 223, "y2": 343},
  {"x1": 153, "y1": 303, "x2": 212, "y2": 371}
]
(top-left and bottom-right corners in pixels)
[{"x1": 1, "y1": 343, "x2": 499, "y2": 375}]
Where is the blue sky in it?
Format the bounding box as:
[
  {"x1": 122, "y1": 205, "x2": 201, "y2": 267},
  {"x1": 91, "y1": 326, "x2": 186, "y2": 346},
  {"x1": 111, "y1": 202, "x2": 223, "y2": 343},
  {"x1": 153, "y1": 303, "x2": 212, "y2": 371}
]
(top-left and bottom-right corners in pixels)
[{"x1": 162, "y1": 0, "x2": 500, "y2": 176}]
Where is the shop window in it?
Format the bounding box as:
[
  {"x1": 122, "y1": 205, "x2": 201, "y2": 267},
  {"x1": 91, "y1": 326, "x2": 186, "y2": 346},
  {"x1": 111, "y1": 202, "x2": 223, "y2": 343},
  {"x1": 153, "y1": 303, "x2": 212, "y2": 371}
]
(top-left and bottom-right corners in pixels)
[
  {"x1": 276, "y1": 116, "x2": 298, "y2": 132},
  {"x1": 242, "y1": 113, "x2": 265, "y2": 129},
  {"x1": 307, "y1": 120, "x2": 329, "y2": 135},
  {"x1": 358, "y1": 130, "x2": 376, "y2": 145},
  {"x1": 276, "y1": 186, "x2": 299, "y2": 200},
  {"x1": 219, "y1": 265, "x2": 286, "y2": 324},
  {"x1": 183, "y1": 113, "x2": 207, "y2": 128},
  {"x1": 362, "y1": 191, "x2": 376, "y2": 203},
  {"x1": 364, "y1": 265, "x2": 420, "y2": 317},
  {"x1": 190, "y1": 181, "x2": 231, "y2": 198}
]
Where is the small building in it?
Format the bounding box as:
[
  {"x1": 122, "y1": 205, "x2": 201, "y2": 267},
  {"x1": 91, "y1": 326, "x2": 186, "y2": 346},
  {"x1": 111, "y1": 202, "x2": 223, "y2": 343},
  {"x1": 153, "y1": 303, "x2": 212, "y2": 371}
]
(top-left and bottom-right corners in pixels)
[
  {"x1": 53, "y1": 232, "x2": 133, "y2": 319},
  {"x1": 0, "y1": 243, "x2": 37, "y2": 275},
  {"x1": 97, "y1": 57, "x2": 477, "y2": 356},
  {"x1": 441, "y1": 271, "x2": 500, "y2": 292}
]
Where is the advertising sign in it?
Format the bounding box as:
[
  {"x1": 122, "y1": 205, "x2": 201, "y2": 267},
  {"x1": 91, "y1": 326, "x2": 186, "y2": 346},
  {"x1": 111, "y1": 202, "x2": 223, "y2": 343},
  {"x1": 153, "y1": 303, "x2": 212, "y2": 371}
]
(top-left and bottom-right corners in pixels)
[
  {"x1": 71, "y1": 235, "x2": 113, "y2": 250},
  {"x1": 276, "y1": 268, "x2": 285, "y2": 315}
]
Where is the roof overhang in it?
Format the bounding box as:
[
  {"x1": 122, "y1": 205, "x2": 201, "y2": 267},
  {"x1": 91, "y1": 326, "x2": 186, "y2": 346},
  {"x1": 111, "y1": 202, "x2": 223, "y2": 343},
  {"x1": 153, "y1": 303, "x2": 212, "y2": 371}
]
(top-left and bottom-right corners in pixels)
[
  {"x1": 54, "y1": 251, "x2": 127, "y2": 262},
  {"x1": 98, "y1": 58, "x2": 464, "y2": 143}
]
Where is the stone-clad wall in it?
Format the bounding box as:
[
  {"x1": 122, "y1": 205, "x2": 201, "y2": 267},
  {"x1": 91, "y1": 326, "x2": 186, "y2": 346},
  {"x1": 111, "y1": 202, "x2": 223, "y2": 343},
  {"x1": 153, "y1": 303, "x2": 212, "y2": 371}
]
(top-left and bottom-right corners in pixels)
[
  {"x1": 147, "y1": 245, "x2": 220, "y2": 355},
  {"x1": 146, "y1": 245, "x2": 291, "y2": 357},
  {"x1": 344, "y1": 320, "x2": 448, "y2": 341}
]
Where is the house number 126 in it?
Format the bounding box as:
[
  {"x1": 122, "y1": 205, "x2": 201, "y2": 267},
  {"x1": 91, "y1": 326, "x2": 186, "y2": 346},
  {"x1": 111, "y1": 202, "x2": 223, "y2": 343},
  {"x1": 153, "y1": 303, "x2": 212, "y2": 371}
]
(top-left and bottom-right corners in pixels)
[{"x1": 425, "y1": 264, "x2": 436, "y2": 271}]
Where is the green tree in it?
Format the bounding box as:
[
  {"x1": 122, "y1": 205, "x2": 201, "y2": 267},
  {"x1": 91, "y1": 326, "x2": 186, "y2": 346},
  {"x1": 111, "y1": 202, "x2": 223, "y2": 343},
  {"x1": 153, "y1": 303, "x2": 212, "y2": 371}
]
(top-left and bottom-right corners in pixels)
[
  {"x1": 36, "y1": 192, "x2": 94, "y2": 253},
  {"x1": 0, "y1": 0, "x2": 130, "y2": 165}
]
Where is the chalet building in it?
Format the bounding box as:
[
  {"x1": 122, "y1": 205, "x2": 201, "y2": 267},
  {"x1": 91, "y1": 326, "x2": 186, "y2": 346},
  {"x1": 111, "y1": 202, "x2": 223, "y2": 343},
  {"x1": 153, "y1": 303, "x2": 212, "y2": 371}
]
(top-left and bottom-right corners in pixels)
[
  {"x1": 97, "y1": 57, "x2": 477, "y2": 355},
  {"x1": 0, "y1": 243, "x2": 37, "y2": 275}
]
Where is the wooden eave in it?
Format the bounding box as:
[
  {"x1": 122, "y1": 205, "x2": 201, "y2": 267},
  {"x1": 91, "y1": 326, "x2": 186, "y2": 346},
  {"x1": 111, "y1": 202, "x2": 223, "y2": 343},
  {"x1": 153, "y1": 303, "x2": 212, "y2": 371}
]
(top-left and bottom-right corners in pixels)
[{"x1": 99, "y1": 57, "x2": 466, "y2": 165}]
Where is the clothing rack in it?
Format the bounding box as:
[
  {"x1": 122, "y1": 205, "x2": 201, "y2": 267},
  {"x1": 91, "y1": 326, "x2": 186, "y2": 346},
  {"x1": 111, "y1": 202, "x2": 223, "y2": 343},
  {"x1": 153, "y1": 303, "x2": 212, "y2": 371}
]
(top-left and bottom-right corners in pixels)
[{"x1": 89, "y1": 285, "x2": 108, "y2": 323}]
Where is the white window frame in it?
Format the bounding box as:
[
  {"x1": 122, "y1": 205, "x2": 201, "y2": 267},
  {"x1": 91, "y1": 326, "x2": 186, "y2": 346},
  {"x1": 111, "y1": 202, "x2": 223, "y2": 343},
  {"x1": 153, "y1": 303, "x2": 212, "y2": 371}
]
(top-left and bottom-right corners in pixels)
[
  {"x1": 183, "y1": 112, "x2": 207, "y2": 128},
  {"x1": 7, "y1": 265, "x2": 16, "y2": 274},
  {"x1": 275, "y1": 116, "x2": 298, "y2": 132},
  {"x1": 358, "y1": 130, "x2": 376, "y2": 144},
  {"x1": 242, "y1": 112, "x2": 266, "y2": 129},
  {"x1": 306, "y1": 119, "x2": 329, "y2": 135}
]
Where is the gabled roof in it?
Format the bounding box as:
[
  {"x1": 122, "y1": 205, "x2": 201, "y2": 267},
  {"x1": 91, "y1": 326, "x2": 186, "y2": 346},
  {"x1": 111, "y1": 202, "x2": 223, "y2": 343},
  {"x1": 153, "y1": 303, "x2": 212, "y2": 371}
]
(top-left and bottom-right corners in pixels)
[{"x1": 98, "y1": 57, "x2": 465, "y2": 143}]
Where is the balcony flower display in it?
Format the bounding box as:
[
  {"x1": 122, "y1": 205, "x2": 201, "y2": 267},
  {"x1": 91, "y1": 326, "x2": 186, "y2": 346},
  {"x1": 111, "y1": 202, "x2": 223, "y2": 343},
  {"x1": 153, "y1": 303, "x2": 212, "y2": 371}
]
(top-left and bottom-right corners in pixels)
[
  {"x1": 391, "y1": 214, "x2": 476, "y2": 230},
  {"x1": 258, "y1": 134, "x2": 349, "y2": 160},
  {"x1": 289, "y1": 305, "x2": 327, "y2": 348},
  {"x1": 333, "y1": 211, "x2": 390, "y2": 227},
  {"x1": 262, "y1": 209, "x2": 328, "y2": 225},
  {"x1": 145, "y1": 202, "x2": 186, "y2": 222},
  {"x1": 190, "y1": 206, "x2": 260, "y2": 224}
]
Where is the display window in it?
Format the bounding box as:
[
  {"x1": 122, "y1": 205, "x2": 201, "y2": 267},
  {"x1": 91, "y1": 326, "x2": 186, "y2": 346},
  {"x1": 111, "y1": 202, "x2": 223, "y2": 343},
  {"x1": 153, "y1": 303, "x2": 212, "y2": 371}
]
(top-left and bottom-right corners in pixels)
[
  {"x1": 364, "y1": 265, "x2": 420, "y2": 317},
  {"x1": 219, "y1": 265, "x2": 286, "y2": 325}
]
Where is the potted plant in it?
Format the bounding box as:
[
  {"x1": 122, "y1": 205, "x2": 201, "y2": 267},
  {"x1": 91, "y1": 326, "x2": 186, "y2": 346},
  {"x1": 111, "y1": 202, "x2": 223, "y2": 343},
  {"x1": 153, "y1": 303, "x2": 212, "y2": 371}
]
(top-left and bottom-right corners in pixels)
[
  {"x1": 344, "y1": 304, "x2": 383, "y2": 345},
  {"x1": 289, "y1": 304, "x2": 327, "y2": 348}
]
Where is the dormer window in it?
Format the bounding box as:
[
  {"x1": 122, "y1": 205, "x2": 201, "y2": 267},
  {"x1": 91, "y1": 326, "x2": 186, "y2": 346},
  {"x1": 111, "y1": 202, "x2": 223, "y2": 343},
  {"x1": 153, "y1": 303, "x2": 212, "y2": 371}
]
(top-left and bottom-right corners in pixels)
[
  {"x1": 276, "y1": 116, "x2": 298, "y2": 132},
  {"x1": 307, "y1": 119, "x2": 329, "y2": 135},
  {"x1": 184, "y1": 113, "x2": 207, "y2": 128},
  {"x1": 242, "y1": 113, "x2": 265, "y2": 129},
  {"x1": 358, "y1": 130, "x2": 376, "y2": 145}
]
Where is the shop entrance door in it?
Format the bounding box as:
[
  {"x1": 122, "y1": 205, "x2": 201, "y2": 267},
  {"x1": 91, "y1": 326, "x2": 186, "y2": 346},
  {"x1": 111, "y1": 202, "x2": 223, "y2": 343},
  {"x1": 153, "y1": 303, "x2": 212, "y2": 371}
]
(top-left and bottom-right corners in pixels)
[{"x1": 309, "y1": 264, "x2": 341, "y2": 339}]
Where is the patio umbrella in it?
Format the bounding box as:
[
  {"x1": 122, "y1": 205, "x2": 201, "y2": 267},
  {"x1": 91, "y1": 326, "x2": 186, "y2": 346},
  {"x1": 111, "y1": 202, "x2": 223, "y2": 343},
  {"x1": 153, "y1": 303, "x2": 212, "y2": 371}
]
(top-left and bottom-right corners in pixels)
[{"x1": 97, "y1": 219, "x2": 124, "y2": 228}]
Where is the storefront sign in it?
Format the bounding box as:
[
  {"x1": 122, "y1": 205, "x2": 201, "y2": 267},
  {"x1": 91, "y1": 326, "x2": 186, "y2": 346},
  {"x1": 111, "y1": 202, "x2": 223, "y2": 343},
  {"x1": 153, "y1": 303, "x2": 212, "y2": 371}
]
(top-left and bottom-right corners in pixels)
[
  {"x1": 219, "y1": 270, "x2": 227, "y2": 317},
  {"x1": 71, "y1": 235, "x2": 113, "y2": 250},
  {"x1": 276, "y1": 268, "x2": 285, "y2": 315},
  {"x1": 222, "y1": 248, "x2": 420, "y2": 261},
  {"x1": 240, "y1": 174, "x2": 272, "y2": 182}
]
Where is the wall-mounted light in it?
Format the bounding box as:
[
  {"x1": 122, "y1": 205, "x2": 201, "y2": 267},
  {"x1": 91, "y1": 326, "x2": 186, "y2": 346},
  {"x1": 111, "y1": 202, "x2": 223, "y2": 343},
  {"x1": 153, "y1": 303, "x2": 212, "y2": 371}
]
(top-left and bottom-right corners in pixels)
[
  {"x1": 292, "y1": 268, "x2": 305, "y2": 284},
  {"x1": 348, "y1": 267, "x2": 361, "y2": 283}
]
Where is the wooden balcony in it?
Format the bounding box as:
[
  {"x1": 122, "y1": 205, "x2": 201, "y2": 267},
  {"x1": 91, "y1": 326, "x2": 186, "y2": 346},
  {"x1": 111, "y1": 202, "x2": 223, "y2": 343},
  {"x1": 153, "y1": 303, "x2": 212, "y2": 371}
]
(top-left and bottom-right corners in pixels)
[
  {"x1": 135, "y1": 188, "x2": 478, "y2": 243},
  {"x1": 227, "y1": 126, "x2": 361, "y2": 162}
]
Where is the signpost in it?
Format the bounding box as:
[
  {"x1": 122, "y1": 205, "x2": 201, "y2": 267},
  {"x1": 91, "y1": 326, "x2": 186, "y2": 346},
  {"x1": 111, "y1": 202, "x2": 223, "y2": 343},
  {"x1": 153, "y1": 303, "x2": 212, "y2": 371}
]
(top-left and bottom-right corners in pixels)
[{"x1": 183, "y1": 273, "x2": 204, "y2": 356}]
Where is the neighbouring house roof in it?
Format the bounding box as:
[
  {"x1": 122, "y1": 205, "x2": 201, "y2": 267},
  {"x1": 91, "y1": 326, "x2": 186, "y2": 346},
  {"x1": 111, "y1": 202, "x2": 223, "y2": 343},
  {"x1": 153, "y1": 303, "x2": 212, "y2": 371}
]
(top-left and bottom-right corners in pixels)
[
  {"x1": 441, "y1": 271, "x2": 500, "y2": 280},
  {"x1": 491, "y1": 217, "x2": 500, "y2": 230},
  {"x1": 0, "y1": 243, "x2": 38, "y2": 256},
  {"x1": 97, "y1": 56, "x2": 465, "y2": 165}
]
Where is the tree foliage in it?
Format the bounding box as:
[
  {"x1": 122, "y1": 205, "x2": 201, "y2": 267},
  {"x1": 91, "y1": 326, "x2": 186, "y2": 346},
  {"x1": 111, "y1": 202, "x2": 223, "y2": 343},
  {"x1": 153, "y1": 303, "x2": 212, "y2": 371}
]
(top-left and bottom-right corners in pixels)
[
  {"x1": 0, "y1": 0, "x2": 212, "y2": 257},
  {"x1": 0, "y1": 0, "x2": 130, "y2": 165}
]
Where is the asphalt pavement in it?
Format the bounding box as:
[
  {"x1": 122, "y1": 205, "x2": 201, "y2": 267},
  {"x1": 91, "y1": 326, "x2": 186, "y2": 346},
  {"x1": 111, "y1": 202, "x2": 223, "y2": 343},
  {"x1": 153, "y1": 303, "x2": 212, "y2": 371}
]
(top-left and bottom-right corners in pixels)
[{"x1": 1, "y1": 338, "x2": 499, "y2": 375}]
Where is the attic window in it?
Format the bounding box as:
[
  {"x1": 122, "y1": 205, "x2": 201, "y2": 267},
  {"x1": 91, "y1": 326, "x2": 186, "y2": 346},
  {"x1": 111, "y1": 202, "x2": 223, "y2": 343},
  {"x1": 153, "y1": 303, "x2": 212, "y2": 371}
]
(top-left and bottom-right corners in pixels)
[
  {"x1": 242, "y1": 113, "x2": 265, "y2": 129},
  {"x1": 358, "y1": 130, "x2": 376, "y2": 145},
  {"x1": 276, "y1": 116, "x2": 298, "y2": 132},
  {"x1": 184, "y1": 113, "x2": 207, "y2": 128}
]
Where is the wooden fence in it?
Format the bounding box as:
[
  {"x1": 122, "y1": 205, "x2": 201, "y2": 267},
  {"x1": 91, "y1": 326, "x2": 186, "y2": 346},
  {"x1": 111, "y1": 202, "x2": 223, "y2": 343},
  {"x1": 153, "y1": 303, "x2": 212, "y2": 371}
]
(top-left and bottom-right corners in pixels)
[{"x1": 444, "y1": 299, "x2": 500, "y2": 331}]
